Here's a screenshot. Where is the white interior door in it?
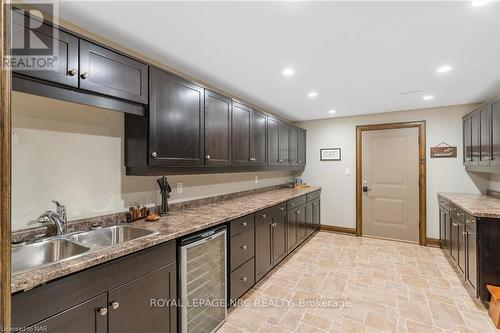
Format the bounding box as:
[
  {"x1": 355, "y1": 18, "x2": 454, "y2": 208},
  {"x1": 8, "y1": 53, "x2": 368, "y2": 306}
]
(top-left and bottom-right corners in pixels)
[{"x1": 361, "y1": 127, "x2": 419, "y2": 243}]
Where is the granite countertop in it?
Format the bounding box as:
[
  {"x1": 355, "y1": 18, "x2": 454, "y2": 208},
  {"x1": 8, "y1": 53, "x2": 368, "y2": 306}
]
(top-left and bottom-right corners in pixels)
[
  {"x1": 438, "y1": 192, "x2": 500, "y2": 218},
  {"x1": 12, "y1": 186, "x2": 321, "y2": 293}
]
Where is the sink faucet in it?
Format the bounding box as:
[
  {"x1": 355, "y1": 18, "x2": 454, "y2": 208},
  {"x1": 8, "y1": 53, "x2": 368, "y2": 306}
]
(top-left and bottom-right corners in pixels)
[{"x1": 38, "y1": 200, "x2": 67, "y2": 235}]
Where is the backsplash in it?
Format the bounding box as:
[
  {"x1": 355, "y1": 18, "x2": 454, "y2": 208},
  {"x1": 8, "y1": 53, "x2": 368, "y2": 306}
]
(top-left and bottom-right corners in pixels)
[{"x1": 12, "y1": 92, "x2": 296, "y2": 231}]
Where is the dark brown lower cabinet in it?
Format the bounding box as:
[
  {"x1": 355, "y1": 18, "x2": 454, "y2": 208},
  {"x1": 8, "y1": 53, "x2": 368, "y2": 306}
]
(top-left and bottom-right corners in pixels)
[
  {"x1": 23, "y1": 294, "x2": 107, "y2": 333},
  {"x1": 458, "y1": 221, "x2": 466, "y2": 274},
  {"x1": 465, "y1": 228, "x2": 477, "y2": 292},
  {"x1": 273, "y1": 214, "x2": 287, "y2": 264},
  {"x1": 108, "y1": 263, "x2": 176, "y2": 333},
  {"x1": 312, "y1": 199, "x2": 320, "y2": 231},
  {"x1": 287, "y1": 209, "x2": 298, "y2": 251},
  {"x1": 450, "y1": 218, "x2": 459, "y2": 264},
  {"x1": 13, "y1": 241, "x2": 177, "y2": 333}
]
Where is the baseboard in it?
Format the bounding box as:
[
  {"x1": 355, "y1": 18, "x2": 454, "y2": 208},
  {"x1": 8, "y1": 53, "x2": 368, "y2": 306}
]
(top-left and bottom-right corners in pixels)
[
  {"x1": 319, "y1": 225, "x2": 357, "y2": 235},
  {"x1": 426, "y1": 238, "x2": 440, "y2": 248}
]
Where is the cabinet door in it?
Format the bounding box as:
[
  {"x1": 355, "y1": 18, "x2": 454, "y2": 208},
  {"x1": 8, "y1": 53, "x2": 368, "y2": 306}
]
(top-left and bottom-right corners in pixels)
[
  {"x1": 23, "y1": 294, "x2": 107, "y2": 333},
  {"x1": 232, "y1": 102, "x2": 252, "y2": 166},
  {"x1": 79, "y1": 40, "x2": 148, "y2": 104},
  {"x1": 471, "y1": 111, "x2": 480, "y2": 165},
  {"x1": 205, "y1": 90, "x2": 231, "y2": 166},
  {"x1": 445, "y1": 211, "x2": 451, "y2": 253},
  {"x1": 278, "y1": 121, "x2": 290, "y2": 165},
  {"x1": 439, "y1": 208, "x2": 447, "y2": 248},
  {"x1": 287, "y1": 209, "x2": 298, "y2": 252},
  {"x1": 458, "y1": 222, "x2": 466, "y2": 275},
  {"x1": 272, "y1": 214, "x2": 287, "y2": 264},
  {"x1": 267, "y1": 118, "x2": 280, "y2": 166},
  {"x1": 108, "y1": 263, "x2": 177, "y2": 333},
  {"x1": 312, "y1": 199, "x2": 320, "y2": 230},
  {"x1": 297, "y1": 206, "x2": 306, "y2": 243},
  {"x1": 12, "y1": 11, "x2": 79, "y2": 87},
  {"x1": 297, "y1": 128, "x2": 306, "y2": 167},
  {"x1": 450, "y1": 218, "x2": 459, "y2": 263},
  {"x1": 463, "y1": 116, "x2": 472, "y2": 165},
  {"x1": 289, "y1": 126, "x2": 298, "y2": 166},
  {"x1": 305, "y1": 202, "x2": 313, "y2": 236},
  {"x1": 479, "y1": 105, "x2": 492, "y2": 165},
  {"x1": 491, "y1": 101, "x2": 500, "y2": 166},
  {"x1": 465, "y1": 229, "x2": 477, "y2": 293},
  {"x1": 255, "y1": 213, "x2": 273, "y2": 281},
  {"x1": 149, "y1": 68, "x2": 204, "y2": 166},
  {"x1": 250, "y1": 110, "x2": 267, "y2": 166}
]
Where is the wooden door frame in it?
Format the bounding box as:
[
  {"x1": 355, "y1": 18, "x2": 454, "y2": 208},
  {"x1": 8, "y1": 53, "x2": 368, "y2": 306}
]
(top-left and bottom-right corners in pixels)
[
  {"x1": 1, "y1": 0, "x2": 12, "y2": 330},
  {"x1": 355, "y1": 121, "x2": 427, "y2": 246}
]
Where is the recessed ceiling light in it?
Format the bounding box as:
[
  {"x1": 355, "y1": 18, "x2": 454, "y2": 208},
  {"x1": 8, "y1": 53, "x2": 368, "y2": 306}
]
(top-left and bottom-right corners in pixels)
[
  {"x1": 423, "y1": 95, "x2": 434, "y2": 101},
  {"x1": 436, "y1": 65, "x2": 452, "y2": 73},
  {"x1": 471, "y1": 0, "x2": 493, "y2": 7},
  {"x1": 282, "y1": 67, "x2": 295, "y2": 76},
  {"x1": 307, "y1": 92, "x2": 318, "y2": 98},
  {"x1": 328, "y1": 110, "x2": 336, "y2": 114}
]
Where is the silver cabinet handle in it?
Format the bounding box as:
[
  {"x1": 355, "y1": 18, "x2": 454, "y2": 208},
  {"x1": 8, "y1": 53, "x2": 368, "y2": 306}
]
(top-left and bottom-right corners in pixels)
[
  {"x1": 80, "y1": 72, "x2": 89, "y2": 79},
  {"x1": 313, "y1": 202, "x2": 317, "y2": 206},
  {"x1": 452, "y1": 223, "x2": 459, "y2": 227},
  {"x1": 205, "y1": 155, "x2": 211, "y2": 159},
  {"x1": 297, "y1": 210, "x2": 301, "y2": 214},
  {"x1": 298, "y1": 160, "x2": 302, "y2": 163},
  {"x1": 68, "y1": 68, "x2": 78, "y2": 76},
  {"x1": 462, "y1": 231, "x2": 468, "y2": 236},
  {"x1": 151, "y1": 152, "x2": 157, "y2": 158},
  {"x1": 241, "y1": 245, "x2": 247, "y2": 250},
  {"x1": 466, "y1": 219, "x2": 473, "y2": 224},
  {"x1": 278, "y1": 159, "x2": 284, "y2": 162},
  {"x1": 241, "y1": 221, "x2": 247, "y2": 227},
  {"x1": 271, "y1": 222, "x2": 277, "y2": 227},
  {"x1": 111, "y1": 301, "x2": 119, "y2": 310},
  {"x1": 98, "y1": 307, "x2": 108, "y2": 316},
  {"x1": 261, "y1": 214, "x2": 266, "y2": 219},
  {"x1": 241, "y1": 277, "x2": 247, "y2": 282},
  {"x1": 279, "y1": 207, "x2": 284, "y2": 211}
]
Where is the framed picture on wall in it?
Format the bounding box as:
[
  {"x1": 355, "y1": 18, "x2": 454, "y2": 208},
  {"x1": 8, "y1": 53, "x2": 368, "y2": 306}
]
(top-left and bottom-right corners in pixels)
[{"x1": 320, "y1": 148, "x2": 341, "y2": 161}]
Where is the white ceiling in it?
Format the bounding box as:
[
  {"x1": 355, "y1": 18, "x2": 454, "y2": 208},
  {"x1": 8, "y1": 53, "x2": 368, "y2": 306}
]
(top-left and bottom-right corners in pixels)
[{"x1": 58, "y1": 1, "x2": 500, "y2": 121}]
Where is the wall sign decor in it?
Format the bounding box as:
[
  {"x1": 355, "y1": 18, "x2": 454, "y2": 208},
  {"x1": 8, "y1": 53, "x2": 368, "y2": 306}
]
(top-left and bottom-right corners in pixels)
[
  {"x1": 430, "y1": 142, "x2": 457, "y2": 158},
  {"x1": 320, "y1": 148, "x2": 341, "y2": 161}
]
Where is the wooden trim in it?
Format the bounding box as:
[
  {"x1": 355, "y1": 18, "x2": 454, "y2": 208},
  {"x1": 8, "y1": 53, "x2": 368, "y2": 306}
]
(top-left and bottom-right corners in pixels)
[
  {"x1": 355, "y1": 121, "x2": 427, "y2": 246},
  {"x1": 0, "y1": 0, "x2": 12, "y2": 330},
  {"x1": 426, "y1": 238, "x2": 440, "y2": 248},
  {"x1": 320, "y1": 225, "x2": 356, "y2": 235}
]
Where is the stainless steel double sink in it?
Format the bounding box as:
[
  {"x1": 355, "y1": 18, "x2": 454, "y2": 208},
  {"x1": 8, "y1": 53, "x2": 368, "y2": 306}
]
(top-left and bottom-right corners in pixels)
[{"x1": 12, "y1": 225, "x2": 158, "y2": 274}]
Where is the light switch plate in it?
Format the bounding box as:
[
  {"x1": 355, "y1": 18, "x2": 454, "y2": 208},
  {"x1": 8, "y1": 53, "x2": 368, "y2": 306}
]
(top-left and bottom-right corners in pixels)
[{"x1": 345, "y1": 168, "x2": 350, "y2": 175}]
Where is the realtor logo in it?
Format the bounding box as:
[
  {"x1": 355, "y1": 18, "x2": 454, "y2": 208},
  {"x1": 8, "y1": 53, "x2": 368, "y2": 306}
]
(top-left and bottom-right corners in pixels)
[{"x1": 6, "y1": 2, "x2": 59, "y2": 70}]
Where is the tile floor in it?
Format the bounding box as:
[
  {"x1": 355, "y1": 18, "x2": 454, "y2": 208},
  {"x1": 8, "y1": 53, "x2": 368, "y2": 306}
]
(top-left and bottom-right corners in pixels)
[{"x1": 219, "y1": 232, "x2": 498, "y2": 333}]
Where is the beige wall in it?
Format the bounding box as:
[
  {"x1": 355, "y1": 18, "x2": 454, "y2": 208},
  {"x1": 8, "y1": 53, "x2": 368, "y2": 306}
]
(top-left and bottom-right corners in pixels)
[
  {"x1": 12, "y1": 92, "x2": 294, "y2": 231},
  {"x1": 297, "y1": 104, "x2": 490, "y2": 239}
]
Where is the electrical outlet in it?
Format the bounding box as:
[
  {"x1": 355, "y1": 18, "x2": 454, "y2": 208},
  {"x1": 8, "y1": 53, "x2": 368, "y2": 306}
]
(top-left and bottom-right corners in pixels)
[
  {"x1": 177, "y1": 182, "x2": 183, "y2": 194},
  {"x1": 255, "y1": 176, "x2": 259, "y2": 184},
  {"x1": 345, "y1": 168, "x2": 351, "y2": 175}
]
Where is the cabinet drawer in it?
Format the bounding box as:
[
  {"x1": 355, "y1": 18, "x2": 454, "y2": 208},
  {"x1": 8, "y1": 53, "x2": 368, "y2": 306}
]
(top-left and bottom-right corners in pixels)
[
  {"x1": 255, "y1": 203, "x2": 286, "y2": 222},
  {"x1": 465, "y1": 213, "x2": 477, "y2": 232},
  {"x1": 307, "y1": 191, "x2": 321, "y2": 202},
  {"x1": 287, "y1": 195, "x2": 307, "y2": 210},
  {"x1": 449, "y1": 205, "x2": 465, "y2": 222},
  {"x1": 230, "y1": 214, "x2": 254, "y2": 237},
  {"x1": 230, "y1": 229, "x2": 255, "y2": 271},
  {"x1": 230, "y1": 258, "x2": 255, "y2": 301}
]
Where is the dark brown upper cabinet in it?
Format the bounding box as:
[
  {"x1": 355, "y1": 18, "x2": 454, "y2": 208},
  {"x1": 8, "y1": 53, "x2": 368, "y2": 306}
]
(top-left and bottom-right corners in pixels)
[
  {"x1": 250, "y1": 110, "x2": 268, "y2": 166},
  {"x1": 204, "y1": 90, "x2": 232, "y2": 167},
  {"x1": 279, "y1": 121, "x2": 290, "y2": 165},
  {"x1": 471, "y1": 111, "x2": 480, "y2": 166},
  {"x1": 232, "y1": 102, "x2": 252, "y2": 166},
  {"x1": 267, "y1": 117, "x2": 280, "y2": 166},
  {"x1": 79, "y1": 40, "x2": 148, "y2": 104},
  {"x1": 289, "y1": 126, "x2": 298, "y2": 166},
  {"x1": 148, "y1": 68, "x2": 204, "y2": 166},
  {"x1": 463, "y1": 115, "x2": 472, "y2": 166},
  {"x1": 479, "y1": 105, "x2": 491, "y2": 165},
  {"x1": 491, "y1": 100, "x2": 500, "y2": 166},
  {"x1": 12, "y1": 10, "x2": 79, "y2": 87},
  {"x1": 297, "y1": 128, "x2": 306, "y2": 166}
]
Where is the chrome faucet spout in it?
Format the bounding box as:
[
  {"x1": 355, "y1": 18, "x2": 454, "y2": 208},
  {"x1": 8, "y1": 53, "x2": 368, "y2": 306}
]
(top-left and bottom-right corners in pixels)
[{"x1": 38, "y1": 201, "x2": 67, "y2": 235}]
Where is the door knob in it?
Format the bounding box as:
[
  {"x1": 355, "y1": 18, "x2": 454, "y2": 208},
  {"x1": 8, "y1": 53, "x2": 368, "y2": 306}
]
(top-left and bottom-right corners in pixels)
[
  {"x1": 80, "y1": 72, "x2": 89, "y2": 79},
  {"x1": 98, "y1": 307, "x2": 108, "y2": 316},
  {"x1": 68, "y1": 68, "x2": 78, "y2": 76},
  {"x1": 111, "y1": 301, "x2": 120, "y2": 310}
]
